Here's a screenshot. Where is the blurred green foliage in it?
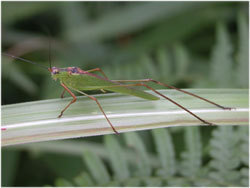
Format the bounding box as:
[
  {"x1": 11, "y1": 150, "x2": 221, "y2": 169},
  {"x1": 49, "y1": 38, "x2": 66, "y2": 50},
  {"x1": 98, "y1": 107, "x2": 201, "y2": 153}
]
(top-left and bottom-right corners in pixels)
[
  {"x1": 3, "y1": 126, "x2": 248, "y2": 186},
  {"x1": 2, "y1": 1, "x2": 248, "y2": 186},
  {"x1": 2, "y1": 1, "x2": 248, "y2": 105}
]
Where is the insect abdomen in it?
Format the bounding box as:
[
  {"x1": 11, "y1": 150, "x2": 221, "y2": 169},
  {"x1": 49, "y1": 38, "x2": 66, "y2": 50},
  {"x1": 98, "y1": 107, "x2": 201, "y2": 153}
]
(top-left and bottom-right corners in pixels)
[{"x1": 59, "y1": 73, "x2": 159, "y2": 100}]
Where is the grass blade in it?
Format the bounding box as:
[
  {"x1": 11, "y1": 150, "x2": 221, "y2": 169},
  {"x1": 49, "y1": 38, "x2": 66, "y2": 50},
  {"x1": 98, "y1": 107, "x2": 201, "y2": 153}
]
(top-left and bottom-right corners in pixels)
[{"x1": 2, "y1": 89, "x2": 248, "y2": 146}]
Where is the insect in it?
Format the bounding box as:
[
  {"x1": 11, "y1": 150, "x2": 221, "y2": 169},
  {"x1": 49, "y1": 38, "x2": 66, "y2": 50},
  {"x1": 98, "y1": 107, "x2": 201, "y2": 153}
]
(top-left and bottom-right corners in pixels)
[{"x1": 2, "y1": 53, "x2": 232, "y2": 134}]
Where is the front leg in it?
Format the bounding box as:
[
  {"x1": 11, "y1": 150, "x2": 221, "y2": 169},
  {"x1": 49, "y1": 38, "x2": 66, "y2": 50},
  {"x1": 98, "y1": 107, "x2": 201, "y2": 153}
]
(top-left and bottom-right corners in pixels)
[
  {"x1": 58, "y1": 83, "x2": 77, "y2": 118},
  {"x1": 73, "y1": 88, "x2": 119, "y2": 134},
  {"x1": 60, "y1": 89, "x2": 66, "y2": 98}
]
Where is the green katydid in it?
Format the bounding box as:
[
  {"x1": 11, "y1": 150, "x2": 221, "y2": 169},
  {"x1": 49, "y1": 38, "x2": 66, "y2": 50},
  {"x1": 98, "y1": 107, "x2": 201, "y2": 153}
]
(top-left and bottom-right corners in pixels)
[{"x1": 2, "y1": 53, "x2": 232, "y2": 134}]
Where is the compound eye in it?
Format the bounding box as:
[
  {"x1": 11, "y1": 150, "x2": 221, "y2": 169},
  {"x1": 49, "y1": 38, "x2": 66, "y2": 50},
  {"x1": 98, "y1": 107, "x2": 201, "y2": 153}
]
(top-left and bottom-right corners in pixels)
[
  {"x1": 53, "y1": 69, "x2": 59, "y2": 74},
  {"x1": 71, "y1": 67, "x2": 78, "y2": 73}
]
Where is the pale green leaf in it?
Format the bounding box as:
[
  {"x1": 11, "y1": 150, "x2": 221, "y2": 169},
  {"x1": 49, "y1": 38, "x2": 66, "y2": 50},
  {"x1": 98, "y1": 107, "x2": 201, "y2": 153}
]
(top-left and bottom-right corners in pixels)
[
  {"x1": 152, "y1": 128, "x2": 176, "y2": 176},
  {"x1": 82, "y1": 151, "x2": 110, "y2": 185},
  {"x1": 180, "y1": 127, "x2": 202, "y2": 177},
  {"x1": 210, "y1": 22, "x2": 233, "y2": 87},
  {"x1": 104, "y1": 135, "x2": 130, "y2": 180},
  {"x1": 235, "y1": 12, "x2": 249, "y2": 87},
  {"x1": 209, "y1": 127, "x2": 241, "y2": 184},
  {"x1": 124, "y1": 132, "x2": 151, "y2": 176},
  {"x1": 174, "y1": 43, "x2": 189, "y2": 79}
]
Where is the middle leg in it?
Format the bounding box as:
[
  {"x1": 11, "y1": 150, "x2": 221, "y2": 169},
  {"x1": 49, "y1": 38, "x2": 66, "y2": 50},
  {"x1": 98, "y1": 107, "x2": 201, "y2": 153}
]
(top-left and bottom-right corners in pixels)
[
  {"x1": 58, "y1": 83, "x2": 77, "y2": 118},
  {"x1": 72, "y1": 89, "x2": 119, "y2": 134}
]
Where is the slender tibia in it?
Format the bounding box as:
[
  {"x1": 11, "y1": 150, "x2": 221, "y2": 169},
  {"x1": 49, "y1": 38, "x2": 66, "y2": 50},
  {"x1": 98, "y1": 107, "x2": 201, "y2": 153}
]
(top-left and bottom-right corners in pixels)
[
  {"x1": 141, "y1": 84, "x2": 215, "y2": 125},
  {"x1": 73, "y1": 89, "x2": 119, "y2": 134},
  {"x1": 61, "y1": 89, "x2": 66, "y2": 98},
  {"x1": 58, "y1": 83, "x2": 77, "y2": 118},
  {"x1": 87, "y1": 68, "x2": 108, "y2": 79},
  {"x1": 113, "y1": 79, "x2": 232, "y2": 110},
  {"x1": 102, "y1": 83, "x2": 215, "y2": 126}
]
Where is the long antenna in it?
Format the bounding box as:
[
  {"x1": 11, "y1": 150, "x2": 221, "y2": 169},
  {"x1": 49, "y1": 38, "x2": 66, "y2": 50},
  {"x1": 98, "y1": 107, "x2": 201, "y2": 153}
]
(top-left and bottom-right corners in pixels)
[
  {"x1": 2, "y1": 52, "x2": 48, "y2": 70},
  {"x1": 41, "y1": 25, "x2": 53, "y2": 69},
  {"x1": 49, "y1": 37, "x2": 52, "y2": 70}
]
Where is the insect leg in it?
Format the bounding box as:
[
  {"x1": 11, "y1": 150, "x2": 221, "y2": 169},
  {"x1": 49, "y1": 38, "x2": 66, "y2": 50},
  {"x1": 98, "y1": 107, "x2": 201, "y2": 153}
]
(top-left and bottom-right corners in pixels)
[
  {"x1": 86, "y1": 68, "x2": 108, "y2": 93},
  {"x1": 102, "y1": 83, "x2": 215, "y2": 126},
  {"x1": 140, "y1": 83, "x2": 215, "y2": 125},
  {"x1": 58, "y1": 83, "x2": 77, "y2": 118},
  {"x1": 72, "y1": 89, "x2": 119, "y2": 134},
  {"x1": 60, "y1": 89, "x2": 66, "y2": 98},
  {"x1": 86, "y1": 68, "x2": 108, "y2": 79},
  {"x1": 113, "y1": 79, "x2": 232, "y2": 110}
]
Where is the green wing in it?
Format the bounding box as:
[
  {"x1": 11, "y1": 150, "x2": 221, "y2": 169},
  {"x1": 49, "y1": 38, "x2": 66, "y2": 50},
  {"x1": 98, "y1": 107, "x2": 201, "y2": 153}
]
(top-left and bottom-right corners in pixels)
[
  {"x1": 105, "y1": 85, "x2": 159, "y2": 100},
  {"x1": 57, "y1": 72, "x2": 159, "y2": 100}
]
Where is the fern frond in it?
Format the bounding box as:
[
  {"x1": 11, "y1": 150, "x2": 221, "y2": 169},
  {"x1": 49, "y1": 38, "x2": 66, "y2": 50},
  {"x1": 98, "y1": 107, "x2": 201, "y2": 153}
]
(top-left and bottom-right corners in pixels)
[
  {"x1": 142, "y1": 177, "x2": 163, "y2": 186},
  {"x1": 152, "y1": 128, "x2": 176, "y2": 177},
  {"x1": 180, "y1": 127, "x2": 202, "y2": 177},
  {"x1": 123, "y1": 132, "x2": 152, "y2": 176},
  {"x1": 237, "y1": 126, "x2": 249, "y2": 166},
  {"x1": 123, "y1": 177, "x2": 141, "y2": 186},
  {"x1": 140, "y1": 54, "x2": 158, "y2": 79},
  {"x1": 208, "y1": 126, "x2": 241, "y2": 185},
  {"x1": 104, "y1": 135, "x2": 130, "y2": 180},
  {"x1": 82, "y1": 151, "x2": 110, "y2": 185},
  {"x1": 51, "y1": 124, "x2": 248, "y2": 187},
  {"x1": 235, "y1": 12, "x2": 249, "y2": 87},
  {"x1": 210, "y1": 22, "x2": 233, "y2": 87},
  {"x1": 156, "y1": 47, "x2": 173, "y2": 82},
  {"x1": 237, "y1": 126, "x2": 249, "y2": 186},
  {"x1": 174, "y1": 43, "x2": 190, "y2": 80}
]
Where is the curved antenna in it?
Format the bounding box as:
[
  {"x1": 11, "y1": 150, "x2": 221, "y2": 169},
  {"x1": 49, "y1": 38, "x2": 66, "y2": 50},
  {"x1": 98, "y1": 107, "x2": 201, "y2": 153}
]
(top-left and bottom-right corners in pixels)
[
  {"x1": 39, "y1": 25, "x2": 53, "y2": 69},
  {"x1": 49, "y1": 37, "x2": 52, "y2": 70},
  {"x1": 2, "y1": 52, "x2": 48, "y2": 70},
  {"x1": 41, "y1": 26, "x2": 53, "y2": 70}
]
